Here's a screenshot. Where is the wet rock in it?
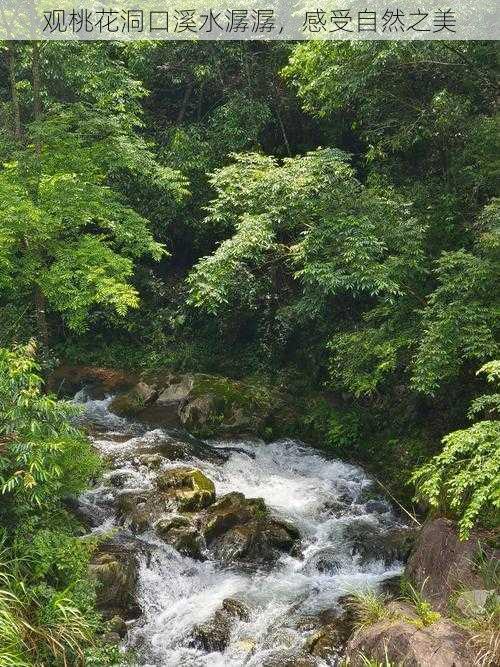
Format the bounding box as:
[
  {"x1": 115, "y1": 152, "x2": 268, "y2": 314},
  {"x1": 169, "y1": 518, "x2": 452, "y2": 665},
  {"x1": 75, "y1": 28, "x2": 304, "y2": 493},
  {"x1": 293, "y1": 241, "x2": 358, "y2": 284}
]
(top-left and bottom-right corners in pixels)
[
  {"x1": 109, "y1": 382, "x2": 158, "y2": 417},
  {"x1": 263, "y1": 653, "x2": 316, "y2": 667},
  {"x1": 108, "y1": 372, "x2": 191, "y2": 426},
  {"x1": 294, "y1": 608, "x2": 338, "y2": 633},
  {"x1": 456, "y1": 589, "x2": 498, "y2": 617},
  {"x1": 357, "y1": 483, "x2": 383, "y2": 504},
  {"x1": 304, "y1": 547, "x2": 342, "y2": 574},
  {"x1": 157, "y1": 467, "x2": 216, "y2": 511},
  {"x1": 179, "y1": 394, "x2": 216, "y2": 432},
  {"x1": 155, "y1": 514, "x2": 192, "y2": 534},
  {"x1": 63, "y1": 495, "x2": 106, "y2": 528},
  {"x1": 135, "y1": 431, "x2": 227, "y2": 465},
  {"x1": 191, "y1": 597, "x2": 250, "y2": 652},
  {"x1": 117, "y1": 468, "x2": 217, "y2": 533},
  {"x1": 155, "y1": 516, "x2": 205, "y2": 559},
  {"x1": 89, "y1": 542, "x2": 139, "y2": 620},
  {"x1": 406, "y1": 518, "x2": 491, "y2": 612},
  {"x1": 109, "y1": 370, "x2": 275, "y2": 437},
  {"x1": 166, "y1": 527, "x2": 204, "y2": 559},
  {"x1": 191, "y1": 610, "x2": 232, "y2": 652},
  {"x1": 179, "y1": 375, "x2": 273, "y2": 436},
  {"x1": 262, "y1": 627, "x2": 299, "y2": 651},
  {"x1": 136, "y1": 453, "x2": 163, "y2": 468},
  {"x1": 222, "y1": 597, "x2": 250, "y2": 621},
  {"x1": 106, "y1": 615, "x2": 127, "y2": 638},
  {"x1": 117, "y1": 491, "x2": 156, "y2": 532},
  {"x1": 364, "y1": 499, "x2": 391, "y2": 514},
  {"x1": 107, "y1": 470, "x2": 135, "y2": 488},
  {"x1": 49, "y1": 365, "x2": 136, "y2": 397},
  {"x1": 198, "y1": 492, "x2": 300, "y2": 565},
  {"x1": 284, "y1": 659, "x2": 316, "y2": 667},
  {"x1": 306, "y1": 622, "x2": 347, "y2": 662},
  {"x1": 301, "y1": 606, "x2": 355, "y2": 662},
  {"x1": 345, "y1": 614, "x2": 475, "y2": 666},
  {"x1": 346, "y1": 520, "x2": 416, "y2": 565}
]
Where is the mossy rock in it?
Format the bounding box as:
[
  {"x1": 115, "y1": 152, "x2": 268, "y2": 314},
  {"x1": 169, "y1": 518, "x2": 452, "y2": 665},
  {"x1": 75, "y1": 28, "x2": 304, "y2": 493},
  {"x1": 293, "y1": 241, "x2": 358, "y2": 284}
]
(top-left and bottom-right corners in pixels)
[
  {"x1": 109, "y1": 382, "x2": 158, "y2": 417},
  {"x1": 157, "y1": 467, "x2": 216, "y2": 511},
  {"x1": 89, "y1": 543, "x2": 139, "y2": 619},
  {"x1": 179, "y1": 375, "x2": 275, "y2": 436},
  {"x1": 199, "y1": 492, "x2": 299, "y2": 564}
]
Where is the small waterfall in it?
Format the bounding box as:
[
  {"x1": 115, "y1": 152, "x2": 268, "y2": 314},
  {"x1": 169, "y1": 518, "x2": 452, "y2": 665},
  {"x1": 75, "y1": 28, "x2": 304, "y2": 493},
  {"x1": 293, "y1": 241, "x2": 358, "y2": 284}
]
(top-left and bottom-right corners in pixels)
[{"x1": 76, "y1": 394, "x2": 406, "y2": 667}]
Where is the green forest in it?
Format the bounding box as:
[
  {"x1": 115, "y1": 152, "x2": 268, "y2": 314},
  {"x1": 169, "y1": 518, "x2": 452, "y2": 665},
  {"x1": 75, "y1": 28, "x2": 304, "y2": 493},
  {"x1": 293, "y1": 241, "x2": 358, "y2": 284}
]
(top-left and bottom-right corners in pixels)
[{"x1": 0, "y1": 41, "x2": 498, "y2": 666}]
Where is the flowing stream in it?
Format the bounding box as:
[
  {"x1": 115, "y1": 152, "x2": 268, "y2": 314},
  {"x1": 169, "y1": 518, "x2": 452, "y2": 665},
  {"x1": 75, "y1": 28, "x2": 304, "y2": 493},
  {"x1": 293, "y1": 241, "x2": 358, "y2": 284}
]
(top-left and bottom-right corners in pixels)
[{"x1": 75, "y1": 391, "x2": 407, "y2": 667}]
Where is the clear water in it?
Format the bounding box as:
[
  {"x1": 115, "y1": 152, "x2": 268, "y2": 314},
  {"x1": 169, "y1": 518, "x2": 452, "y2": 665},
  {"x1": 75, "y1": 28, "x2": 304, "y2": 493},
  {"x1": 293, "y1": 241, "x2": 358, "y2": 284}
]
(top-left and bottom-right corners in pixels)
[{"x1": 75, "y1": 391, "x2": 405, "y2": 667}]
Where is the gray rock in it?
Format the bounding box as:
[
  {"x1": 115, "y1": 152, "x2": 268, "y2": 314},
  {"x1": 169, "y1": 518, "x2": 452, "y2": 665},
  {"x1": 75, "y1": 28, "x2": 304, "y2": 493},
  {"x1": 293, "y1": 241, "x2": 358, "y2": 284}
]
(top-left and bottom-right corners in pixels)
[
  {"x1": 405, "y1": 518, "x2": 492, "y2": 611},
  {"x1": 346, "y1": 519, "x2": 416, "y2": 565},
  {"x1": 191, "y1": 609, "x2": 232, "y2": 652},
  {"x1": 89, "y1": 543, "x2": 139, "y2": 620},
  {"x1": 222, "y1": 597, "x2": 250, "y2": 621},
  {"x1": 190, "y1": 597, "x2": 250, "y2": 653},
  {"x1": 455, "y1": 589, "x2": 497, "y2": 617},
  {"x1": 156, "y1": 467, "x2": 216, "y2": 511},
  {"x1": 199, "y1": 492, "x2": 300, "y2": 565},
  {"x1": 345, "y1": 614, "x2": 475, "y2": 666},
  {"x1": 163, "y1": 526, "x2": 205, "y2": 559},
  {"x1": 106, "y1": 615, "x2": 127, "y2": 638}
]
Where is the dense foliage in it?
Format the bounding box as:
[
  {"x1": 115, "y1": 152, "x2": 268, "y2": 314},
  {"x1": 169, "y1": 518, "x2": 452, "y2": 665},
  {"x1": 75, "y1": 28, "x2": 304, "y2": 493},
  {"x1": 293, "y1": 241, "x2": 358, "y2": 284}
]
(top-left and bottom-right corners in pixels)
[
  {"x1": 0, "y1": 40, "x2": 498, "y2": 664},
  {"x1": 412, "y1": 361, "x2": 500, "y2": 539},
  {"x1": 0, "y1": 344, "x2": 119, "y2": 666}
]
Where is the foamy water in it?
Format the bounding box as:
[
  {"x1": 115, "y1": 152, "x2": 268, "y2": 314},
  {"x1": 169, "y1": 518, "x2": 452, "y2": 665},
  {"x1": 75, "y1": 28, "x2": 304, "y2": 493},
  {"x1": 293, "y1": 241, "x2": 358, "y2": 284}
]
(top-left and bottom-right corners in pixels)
[{"x1": 76, "y1": 392, "x2": 405, "y2": 667}]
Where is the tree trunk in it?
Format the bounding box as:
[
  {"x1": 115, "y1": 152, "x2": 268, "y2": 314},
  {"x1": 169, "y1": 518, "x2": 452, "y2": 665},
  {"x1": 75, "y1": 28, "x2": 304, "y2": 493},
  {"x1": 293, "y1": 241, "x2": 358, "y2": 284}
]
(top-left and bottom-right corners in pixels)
[
  {"x1": 32, "y1": 41, "x2": 42, "y2": 123},
  {"x1": 177, "y1": 80, "x2": 194, "y2": 124},
  {"x1": 31, "y1": 42, "x2": 50, "y2": 353},
  {"x1": 33, "y1": 285, "x2": 50, "y2": 352},
  {"x1": 6, "y1": 44, "x2": 22, "y2": 141},
  {"x1": 275, "y1": 104, "x2": 291, "y2": 157}
]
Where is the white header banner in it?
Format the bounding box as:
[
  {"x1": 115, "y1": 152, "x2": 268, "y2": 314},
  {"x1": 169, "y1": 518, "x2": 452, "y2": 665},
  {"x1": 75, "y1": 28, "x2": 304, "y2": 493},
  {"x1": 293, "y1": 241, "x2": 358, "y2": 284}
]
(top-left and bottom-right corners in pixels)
[{"x1": 0, "y1": 1, "x2": 498, "y2": 40}]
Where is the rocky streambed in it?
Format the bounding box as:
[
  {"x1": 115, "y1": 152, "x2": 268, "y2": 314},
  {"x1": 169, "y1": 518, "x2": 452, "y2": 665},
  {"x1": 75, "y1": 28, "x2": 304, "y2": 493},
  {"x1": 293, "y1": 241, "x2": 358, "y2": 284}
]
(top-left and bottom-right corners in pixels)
[{"x1": 73, "y1": 388, "x2": 414, "y2": 666}]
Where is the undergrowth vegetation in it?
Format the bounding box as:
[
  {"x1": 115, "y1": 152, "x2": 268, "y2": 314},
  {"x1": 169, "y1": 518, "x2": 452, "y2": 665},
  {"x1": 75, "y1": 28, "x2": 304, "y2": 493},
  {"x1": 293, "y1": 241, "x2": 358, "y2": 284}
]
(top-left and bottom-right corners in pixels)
[{"x1": 0, "y1": 344, "x2": 118, "y2": 666}]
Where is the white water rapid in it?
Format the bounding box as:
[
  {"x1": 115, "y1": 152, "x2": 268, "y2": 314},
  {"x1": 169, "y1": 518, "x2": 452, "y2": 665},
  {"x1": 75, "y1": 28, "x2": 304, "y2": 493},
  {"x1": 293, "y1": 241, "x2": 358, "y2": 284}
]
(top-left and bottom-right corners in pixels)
[{"x1": 75, "y1": 391, "x2": 406, "y2": 667}]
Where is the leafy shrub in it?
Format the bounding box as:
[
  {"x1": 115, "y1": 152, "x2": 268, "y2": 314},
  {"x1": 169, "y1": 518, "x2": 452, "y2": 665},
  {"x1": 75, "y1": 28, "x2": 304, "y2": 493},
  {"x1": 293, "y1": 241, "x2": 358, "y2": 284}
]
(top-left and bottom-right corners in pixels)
[
  {"x1": 0, "y1": 343, "x2": 121, "y2": 665},
  {"x1": 411, "y1": 362, "x2": 500, "y2": 538},
  {"x1": 400, "y1": 580, "x2": 441, "y2": 627},
  {"x1": 349, "y1": 591, "x2": 395, "y2": 629},
  {"x1": 0, "y1": 342, "x2": 101, "y2": 515}
]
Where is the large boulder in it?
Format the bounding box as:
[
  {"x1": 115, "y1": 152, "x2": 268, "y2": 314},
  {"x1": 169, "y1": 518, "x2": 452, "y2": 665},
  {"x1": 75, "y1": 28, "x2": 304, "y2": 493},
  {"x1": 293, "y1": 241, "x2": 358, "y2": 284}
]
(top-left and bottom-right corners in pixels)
[
  {"x1": 114, "y1": 373, "x2": 193, "y2": 426},
  {"x1": 89, "y1": 542, "x2": 140, "y2": 620},
  {"x1": 179, "y1": 375, "x2": 273, "y2": 435},
  {"x1": 117, "y1": 490, "x2": 159, "y2": 532},
  {"x1": 345, "y1": 607, "x2": 474, "y2": 667},
  {"x1": 49, "y1": 365, "x2": 136, "y2": 397},
  {"x1": 345, "y1": 519, "x2": 416, "y2": 566},
  {"x1": 108, "y1": 382, "x2": 158, "y2": 417},
  {"x1": 302, "y1": 605, "x2": 356, "y2": 662},
  {"x1": 197, "y1": 492, "x2": 300, "y2": 565},
  {"x1": 116, "y1": 468, "x2": 217, "y2": 533},
  {"x1": 406, "y1": 518, "x2": 486, "y2": 612},
  {"x1": 108, "y1": 371, "x2": 275, "y2": 436},
  {"x1": 306, "y1": 622, "x2": 351, "y2": 663},
  {"x1": 157, "y1": 523, "x2": 204, "y2": 559},
  {"x1": 133, "y1": 430, "x2": 228, "y2": 465},
  {"x1": 156, "y1": 467, "x2": 216, "y2": 511},
  {"x1": 191, "y1": 597, "x2": 250, "y2": 652}
]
